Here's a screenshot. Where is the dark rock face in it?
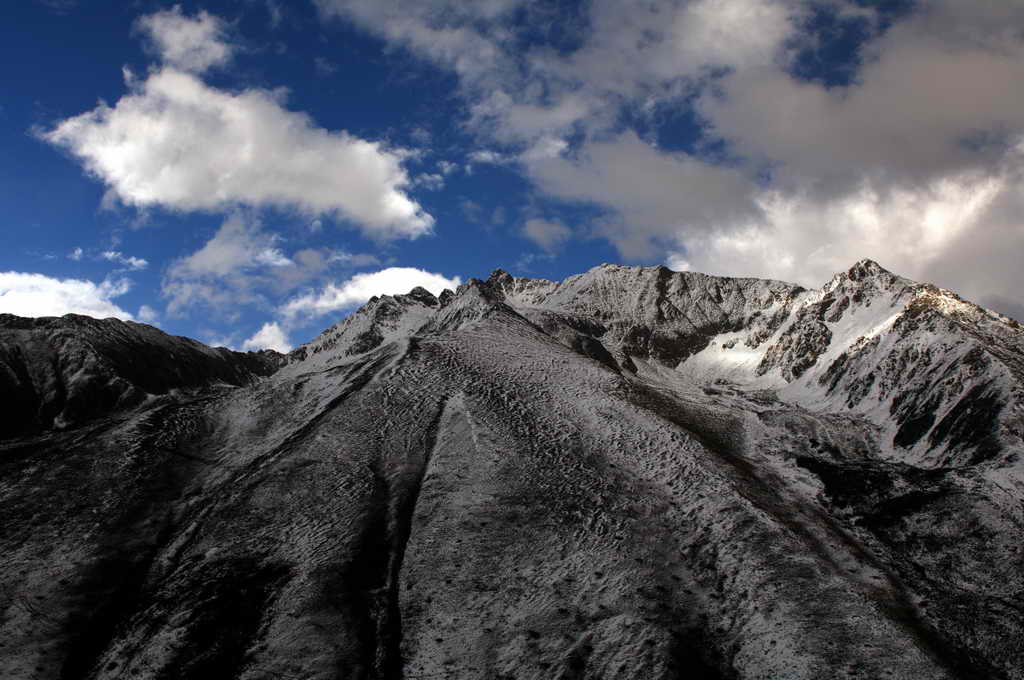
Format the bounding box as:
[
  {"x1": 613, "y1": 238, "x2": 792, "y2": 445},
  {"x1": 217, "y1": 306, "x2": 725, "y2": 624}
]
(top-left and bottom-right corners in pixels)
[
  {"x1": 0, "y1": 314, "x2": 283, "y2": 437},
  {"x1": 2, "y1": 261, "x2": 1023, "y2": 680}
]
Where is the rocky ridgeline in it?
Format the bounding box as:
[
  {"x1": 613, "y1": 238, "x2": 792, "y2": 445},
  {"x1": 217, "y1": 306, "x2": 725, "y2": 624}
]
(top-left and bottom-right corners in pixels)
[
  {"x1": 1, "y1": 261, "x2": 1022, "y2": 680},
  {"x1": 290, "y1": 259, "x2": 1024, "y2": 469},
  {"x1": 0, "y1": 314, "x2": 283, "y2": 437}
]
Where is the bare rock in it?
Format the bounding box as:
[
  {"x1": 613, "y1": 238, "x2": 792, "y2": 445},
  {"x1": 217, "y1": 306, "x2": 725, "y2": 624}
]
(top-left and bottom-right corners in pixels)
[{"x1": 1, "y1": 261, "x2": 1022, "y2": 680}]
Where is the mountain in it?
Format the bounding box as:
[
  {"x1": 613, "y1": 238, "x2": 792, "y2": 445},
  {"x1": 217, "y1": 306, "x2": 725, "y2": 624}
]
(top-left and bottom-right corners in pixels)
[
  {"x1": 0, "y1": 314, "x2": 283, "y2": 439},
  {"x1": 1, "y1": 260, "x2": 1022, "y2": 680}
]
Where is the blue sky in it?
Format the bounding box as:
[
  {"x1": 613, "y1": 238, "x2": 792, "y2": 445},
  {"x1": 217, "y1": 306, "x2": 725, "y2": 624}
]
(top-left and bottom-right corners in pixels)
[{"x1": 3, "y1": 0, "x2": 1024, "y2": 350}]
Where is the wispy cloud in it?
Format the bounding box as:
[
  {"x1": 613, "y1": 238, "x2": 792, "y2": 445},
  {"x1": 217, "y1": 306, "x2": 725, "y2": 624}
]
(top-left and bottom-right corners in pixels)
[
  {"x1": 160, "y1": 213, "x2": 385, "y2": 320},
  {"x1": 101, "y1": 250, "x2": 148, "y2": 271}
]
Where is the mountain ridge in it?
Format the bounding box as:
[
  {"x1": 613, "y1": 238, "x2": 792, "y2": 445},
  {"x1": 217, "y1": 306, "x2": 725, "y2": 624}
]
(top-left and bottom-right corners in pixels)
[
  {"x1": 1, "y1": 260, "x2": 1022, "y2": 679},
  {"x1": 282, "y1": 259, "x2": 1023, "y2": 471}
]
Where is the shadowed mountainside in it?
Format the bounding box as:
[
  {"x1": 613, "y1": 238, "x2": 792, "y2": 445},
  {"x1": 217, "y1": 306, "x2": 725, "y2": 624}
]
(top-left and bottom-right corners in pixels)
[
  {"x1": 1, "y1": 260, "x2": 1022, "y2": 679},
  {"x1": 0, "y1": 314, "x2": 283, "y2": 438}
]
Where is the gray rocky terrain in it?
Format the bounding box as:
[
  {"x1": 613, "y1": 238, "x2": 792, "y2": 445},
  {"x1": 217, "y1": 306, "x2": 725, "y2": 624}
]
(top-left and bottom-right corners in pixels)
[{"x1": 1, "y1": 260, "x2": 1022, "y2": 679}]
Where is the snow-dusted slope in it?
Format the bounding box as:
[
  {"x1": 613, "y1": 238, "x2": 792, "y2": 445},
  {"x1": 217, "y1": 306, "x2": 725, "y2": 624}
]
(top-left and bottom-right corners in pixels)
[
  {"x1": 479, "y1": 260, "x2": 1024, "y2": 471},
  {"x1": 660, "y1": 260, "x2": 1024, "y2": 470},
  {"x1": 1, "y1": 260, "x2": 1022, "y2": 680}
]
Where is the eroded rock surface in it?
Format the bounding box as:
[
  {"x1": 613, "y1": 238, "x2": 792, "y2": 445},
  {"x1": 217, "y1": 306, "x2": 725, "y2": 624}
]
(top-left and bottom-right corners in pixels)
[
  {"x1": 2, "y1": 261, "x2": 1022, "y2": 679},
  {"x1": 0, "y1": 314, "x2": 283, "y2": 437}
]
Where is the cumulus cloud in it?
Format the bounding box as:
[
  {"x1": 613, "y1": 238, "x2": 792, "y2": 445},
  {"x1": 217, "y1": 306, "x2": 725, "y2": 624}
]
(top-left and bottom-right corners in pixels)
[
  {"x1": 135, "y1": 6, "x2": 234, "y2": 74},
  {"x1": 241, "y1": 321, "x2": 292, "y2": 352},
  {"x1": 280, "y1": 267, "x2": 461, "y2": 323},
  {"x1": 68, "y1": 247, "x2": 83, "y2": 261},
  {"x1": 101, "y1": 250, "x2": 148, "y2": 270},
  {"x1": 0, "y1": 272, "x2": 134, "y2": 320},
  {"x1": 673, "y1": 0, "x2": 1024, "y2": 310},
  {"x1": 42, "y1": 67, "x2": 433, "y2": 240},
  {"x1": 667, "y1": 167, "x2": 1005, "y2": 286},
  {"x1": 41, "y1": 7, "x2": 433, "y2": 241},
  {"x1": 522, "y1": 218, "x2": 571, "y2": 254}
]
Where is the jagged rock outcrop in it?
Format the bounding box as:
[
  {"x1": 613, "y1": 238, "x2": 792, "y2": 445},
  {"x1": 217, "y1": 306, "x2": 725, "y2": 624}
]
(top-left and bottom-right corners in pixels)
[{"x1": 1, "y1": 261, "x2": 1022, "y2": 680}]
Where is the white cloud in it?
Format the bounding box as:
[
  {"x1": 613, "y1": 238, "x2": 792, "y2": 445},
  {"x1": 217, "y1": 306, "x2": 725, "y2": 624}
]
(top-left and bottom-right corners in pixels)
[
  {"x1": 68, "y1": 247, "x2": 83, "y2": 261},
  {"x1": 320, "y1": 0, "x2": 798, "y2": 147},
  {"x1": 314, "y1": 0, "x2": 525, "y2": 87},
  {"x1": 253, "y1": 247, "x2": 292, "y2": 267},
  {"x1": 241, "y1": 321, "x2": 292, "y2": 352},
  {"x1": 699, "y1": 41, "x2": 1024, "y2": 191},
  {"x1": 101, "y1": 250, "x2": 149, "y2": 270},
  {"x1": 281, "y1": 267, "x2": 461, "y2": 323},
  {"x1": 410, "y1": 126, "x2": 432, "y2": 145},
  {"x1": 522, "y1": 137, "x2": 569, "y2": 161},
  {"x1": 413, "y1": 172, "x2": 445, "y2": 191},
  {"x1": 161, "y1": 214, "x2": 383, "y2": 318},
  {"x1": 328, "y1": 251, "x2": 381, "y2": 268},
  {"x1": 42, "y1": 31, "x2": 433, "y2": 240},
  {"x1": 527, "y1": 131, "x2": 760, "y2": 257},
  {"x1": 467, "y1": 150, "x2": 512, "y2": 165},
  {"x1": 137, "y1": 304, "x2": 160, "y2": 324},
  {"x1": 168, "y1": 214, "x2": 275, "y2": 280},
  {"x1": 664, "y1": 0, "x2": 1024, "y2": 314},
  {"x1": 135, "y1": 6, "x2": 234, "y2": 74},
  {"x1": 522, "y1": 218, "x2": 571, "y2": 254},
  {"x1": 665, "y1": 158, "x2": 1024, "y2": 312},
  {"x1": 203, "y1": 332, "x2": 240, "y2": 350},
  {"x1": 163, "y1": 214, "x2": 318, "y2": 315},
  {"x1": 670, "y1": 176, "x2": 971, "y2": 280},
  {"x1": 0, "y1": 272, "x2": 134, "y2": 320}
]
